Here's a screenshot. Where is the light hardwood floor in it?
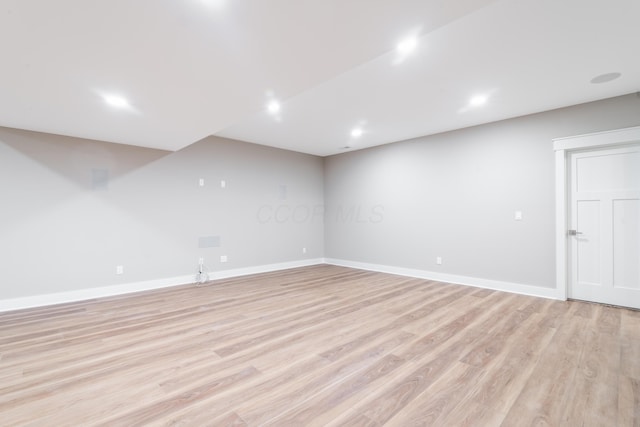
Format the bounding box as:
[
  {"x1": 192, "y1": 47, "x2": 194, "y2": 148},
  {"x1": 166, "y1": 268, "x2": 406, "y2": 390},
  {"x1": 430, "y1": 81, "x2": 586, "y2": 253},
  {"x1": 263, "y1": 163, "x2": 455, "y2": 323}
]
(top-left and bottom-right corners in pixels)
[{"x1": 0, "y1": 265, "x2": 638, "y2": 426}]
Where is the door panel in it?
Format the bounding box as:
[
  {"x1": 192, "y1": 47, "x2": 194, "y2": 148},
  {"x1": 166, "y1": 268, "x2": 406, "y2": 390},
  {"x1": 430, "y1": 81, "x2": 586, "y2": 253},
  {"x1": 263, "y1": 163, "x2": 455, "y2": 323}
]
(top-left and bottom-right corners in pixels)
[
  {"x1": 613, "y1": 199, "x2": 639, "y2": 290},
  {"x1": 569, "y1": 144, "x2": 640, "y2": 309},
  {"x1": 576, "y1": 152, "x2": 640, "y2": 192},
  {"x1": 576, "y1": 200, "x2": 600, "y2": 285}
]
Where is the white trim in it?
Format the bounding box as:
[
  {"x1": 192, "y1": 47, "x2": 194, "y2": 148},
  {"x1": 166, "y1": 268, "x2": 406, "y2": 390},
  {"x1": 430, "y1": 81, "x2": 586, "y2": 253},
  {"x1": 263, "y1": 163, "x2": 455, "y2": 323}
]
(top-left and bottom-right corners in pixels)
[
  {"x1": 325, "y1": 258, "x2": 562, "y2": 300},
  {"x1": 555, "y1": 149, "x2": 568, "y2": 301},
  {"x1": 205, "y1": 258, "x2": 325, "y2": 281},
  {"x1": 0, "y1": 274, "x2": 195, "y2": 313},
  {"x1": 553, "y1": 125, "x2": 640, "y2": 151},
  {"x1": 553, "y1": 126, "x2": 640, "y2": 303},
  {"x1": 0, "y1": 258, "x2": 325, "y2": 313}
]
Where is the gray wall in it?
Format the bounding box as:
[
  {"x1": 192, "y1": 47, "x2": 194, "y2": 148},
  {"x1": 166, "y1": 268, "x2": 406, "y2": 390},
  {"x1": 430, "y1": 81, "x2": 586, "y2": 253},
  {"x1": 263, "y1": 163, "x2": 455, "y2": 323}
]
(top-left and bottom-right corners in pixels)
[
  {"x1": 324, "y1": 93, "x2": 640, "y2": 289},
  {"x1": 2, "y1": 93, "x2": 639, "y2": 301},
  {"x1": 0, "y1": 130, "x2": 324, "y2": 299}
]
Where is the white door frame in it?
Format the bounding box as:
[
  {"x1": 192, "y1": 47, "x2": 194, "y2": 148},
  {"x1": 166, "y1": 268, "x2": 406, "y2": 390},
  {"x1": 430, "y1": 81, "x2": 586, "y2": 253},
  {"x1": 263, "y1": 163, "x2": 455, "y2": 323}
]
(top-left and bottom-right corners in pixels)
[{"x1": 553, "y1": 125, "x2": 640, "y2": 301}]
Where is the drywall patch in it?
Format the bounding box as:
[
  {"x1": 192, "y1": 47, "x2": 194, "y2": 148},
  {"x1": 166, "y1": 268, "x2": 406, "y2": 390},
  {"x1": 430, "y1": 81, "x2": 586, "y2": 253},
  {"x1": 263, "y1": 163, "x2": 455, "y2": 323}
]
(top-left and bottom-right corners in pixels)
[
  {"x1": 198, "y1": 235, "x2": 220, "y2": 248},
  {"x1": 279, "y1": 184, "x2": 288, "y2": 200},
  {"x1": 91, "y1": 168, "x2": 109, "y2": 190}
]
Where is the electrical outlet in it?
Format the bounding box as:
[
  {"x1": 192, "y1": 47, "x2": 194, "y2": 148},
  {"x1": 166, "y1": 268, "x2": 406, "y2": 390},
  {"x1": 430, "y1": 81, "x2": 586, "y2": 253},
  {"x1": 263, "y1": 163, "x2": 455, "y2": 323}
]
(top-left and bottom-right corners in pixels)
[
  {"x1": 436, "y1": 257, "x2": 442, "y2": 265},
  {"x1": 116, "y1": 265, "x2": 124, "y2": 275},
  {"x1": 220, "y1": 180, "x2": 226, "y2": 188},
  {"x1": 515, "y1": 210, "x2": 523, "y2": 221},
  {"x1": 199, "y1": 257, "x2": 204, "y2": 265},
  {"x1": 220, "y1": 255, "x2": 228, "y2": 263},
  {"x1": 199, "y1": 178, "x2": 204, "y2": 187},
  {"x1": 302, "y1": 247, "x2": 307, "y2": 254}
]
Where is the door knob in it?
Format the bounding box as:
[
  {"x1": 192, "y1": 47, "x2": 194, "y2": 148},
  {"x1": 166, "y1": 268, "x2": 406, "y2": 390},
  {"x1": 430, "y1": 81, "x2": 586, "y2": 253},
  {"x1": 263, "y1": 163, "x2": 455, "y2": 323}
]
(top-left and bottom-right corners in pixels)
[{"x1": 568, "y1": 229, "x2": 583, "y2": 236}]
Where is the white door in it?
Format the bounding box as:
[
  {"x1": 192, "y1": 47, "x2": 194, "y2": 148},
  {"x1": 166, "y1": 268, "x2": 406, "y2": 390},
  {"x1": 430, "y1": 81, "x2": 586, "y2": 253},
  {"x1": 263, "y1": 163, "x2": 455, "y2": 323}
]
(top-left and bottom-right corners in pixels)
[{"x1": 568, "y1": 144, "x2": 640, "y2": 309}]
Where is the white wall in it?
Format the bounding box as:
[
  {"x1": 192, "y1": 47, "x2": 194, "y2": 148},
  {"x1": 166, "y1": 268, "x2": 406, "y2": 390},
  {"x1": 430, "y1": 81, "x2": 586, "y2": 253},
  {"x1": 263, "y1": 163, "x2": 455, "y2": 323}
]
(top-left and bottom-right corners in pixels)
[
  {"x1": 0, "y1": 129, "x2": 324, "y2": 301},
  {"x1": 324, "y1": 93, "x2": 640, "y2": 291}
]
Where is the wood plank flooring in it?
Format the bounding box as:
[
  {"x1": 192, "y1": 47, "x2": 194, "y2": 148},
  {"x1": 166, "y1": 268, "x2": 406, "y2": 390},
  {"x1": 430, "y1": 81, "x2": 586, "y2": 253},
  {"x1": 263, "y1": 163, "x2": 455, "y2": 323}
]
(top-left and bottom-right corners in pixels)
[{"x1": 0, "y1": 265, "x2": 638, "y2": 426}]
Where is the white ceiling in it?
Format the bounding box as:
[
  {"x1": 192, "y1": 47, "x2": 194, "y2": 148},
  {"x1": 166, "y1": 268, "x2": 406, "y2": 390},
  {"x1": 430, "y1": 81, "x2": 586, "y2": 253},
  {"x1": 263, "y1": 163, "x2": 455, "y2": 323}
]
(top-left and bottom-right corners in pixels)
[{"x1": 1, "y1": 0, "x2": 639, "y2": 156}]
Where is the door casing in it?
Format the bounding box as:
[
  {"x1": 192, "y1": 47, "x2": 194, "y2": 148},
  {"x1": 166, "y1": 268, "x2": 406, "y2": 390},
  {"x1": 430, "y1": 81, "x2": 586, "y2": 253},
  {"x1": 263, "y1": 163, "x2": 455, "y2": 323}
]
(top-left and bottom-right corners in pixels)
[{"x1": 553, "y1": 126, "x2": 640, "y2": 301}]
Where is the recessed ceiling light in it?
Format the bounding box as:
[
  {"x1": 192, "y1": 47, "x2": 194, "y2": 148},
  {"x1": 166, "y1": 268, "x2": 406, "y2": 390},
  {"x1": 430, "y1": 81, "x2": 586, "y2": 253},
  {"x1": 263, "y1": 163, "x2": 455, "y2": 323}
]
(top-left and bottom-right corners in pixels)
[
  {"x1": 103, "y1": 95, "x2": 130, "y2": 109},
  {"x1": 351, "y1": 128, "x2": 363, "y2": 138},
  {"x1": 267, "y1": 100, "x2": 281, "y2": 114},
  {"x1": 590, "y1": 72, "x2": 621, "y2": 84},
  {"x1": 397, "y1": 36, "x2": 418, "y2": 55},
  {"x1": 469, "y1": 95, "x2": 488, "y2": 107},
  {"x1": 200, "y1": 0, "x2": 226, "y2": 9}
]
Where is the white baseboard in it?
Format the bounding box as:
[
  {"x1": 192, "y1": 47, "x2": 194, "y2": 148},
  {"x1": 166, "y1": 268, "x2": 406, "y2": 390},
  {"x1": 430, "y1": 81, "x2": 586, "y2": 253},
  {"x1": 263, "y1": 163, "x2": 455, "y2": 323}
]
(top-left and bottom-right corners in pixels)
[
  {"x1": 0, "y1": 258, "x2": 325, "y2": 313},
  {"x1": 325, "y1": 258, "x2": 563, "y2": 300},
  {"x1": 0, "y1": 257, "x2": 560, "y2": 313},
  {"x1": 205, "y1": 258, "x2": 325, "y2": 281}
]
